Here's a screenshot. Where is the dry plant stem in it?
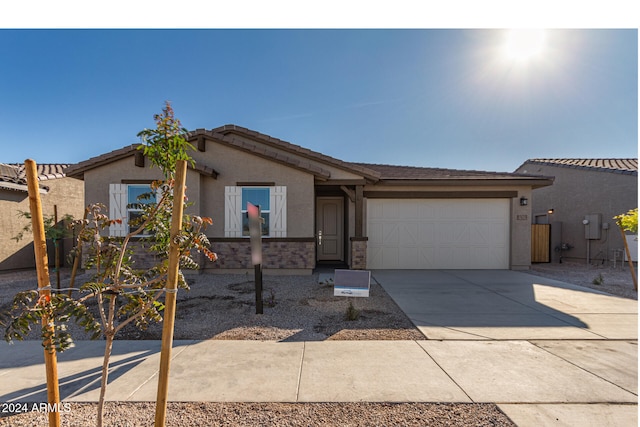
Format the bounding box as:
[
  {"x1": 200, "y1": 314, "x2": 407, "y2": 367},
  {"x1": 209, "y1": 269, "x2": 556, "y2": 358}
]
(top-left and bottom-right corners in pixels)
[
  {"x1": 97, "y1": 333, "x2": 114, "y2": 427},
  {"x1": 96, "y1": 293, "x2": 108, "y2": 330}
]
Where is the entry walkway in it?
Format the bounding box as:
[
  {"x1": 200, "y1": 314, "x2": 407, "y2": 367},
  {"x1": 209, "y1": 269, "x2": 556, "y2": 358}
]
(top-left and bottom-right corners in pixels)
[{"x1": 0, "y1": 270, "x2": 637, "y2": 426}]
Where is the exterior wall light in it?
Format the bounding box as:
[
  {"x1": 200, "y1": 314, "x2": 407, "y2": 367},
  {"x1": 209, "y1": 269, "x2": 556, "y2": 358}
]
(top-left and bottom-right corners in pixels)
[
  {"x1": 547, "y1": 208, "x2": 554, "y2": 214},
  {"x1": 520, "y1": 197, "x2": 528, "y2": 206}
]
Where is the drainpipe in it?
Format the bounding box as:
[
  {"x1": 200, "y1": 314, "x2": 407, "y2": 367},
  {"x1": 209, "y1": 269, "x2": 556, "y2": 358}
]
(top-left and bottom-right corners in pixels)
[{"x1": 583, "y1": 218, "x2": 590, "y2": 264}]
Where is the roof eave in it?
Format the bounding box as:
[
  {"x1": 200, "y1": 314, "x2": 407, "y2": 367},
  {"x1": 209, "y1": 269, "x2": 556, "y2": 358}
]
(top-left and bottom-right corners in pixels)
[
  {"x1": 374, "y1": 177, "x2": 555, "y2": 188},
  {"x1": 207, "y1": 126, "x2": 381, "y2": 181},
  {"x1": 0, "y1": 181, "x2": 48, "y2": 193},
  {"x1": 64, "y1": 145, "x2": 139, "y2": 180},
  {"x1": 188, "y1": 131, "x2": 332, "y2": 180}
]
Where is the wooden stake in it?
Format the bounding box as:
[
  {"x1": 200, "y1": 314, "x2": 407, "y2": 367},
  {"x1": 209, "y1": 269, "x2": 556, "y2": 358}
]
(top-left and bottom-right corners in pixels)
[
  {"x1": 25, "y1": 159, "x2": 61, "y2": 427},
  {"x1": 155, "y1": 160, "x2": 188, "y2": 426}
]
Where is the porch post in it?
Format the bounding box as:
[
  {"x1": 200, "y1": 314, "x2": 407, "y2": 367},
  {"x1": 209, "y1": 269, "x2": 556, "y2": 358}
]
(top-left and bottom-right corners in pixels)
[
  {"x1": 355, "y1": 185, "x2": 364, "y2": 237},
  {"x1": 351, "y1": 185, "x2": 367, "y2": 269}
]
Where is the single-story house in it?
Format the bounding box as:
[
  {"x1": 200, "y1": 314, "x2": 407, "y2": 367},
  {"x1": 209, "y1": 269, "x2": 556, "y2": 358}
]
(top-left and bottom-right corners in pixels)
[
  {"x1": 65, "y1": 125, "x2": 553, "y2": 274},
  {"x1": 0, "y1": 163, "x2": 85, "y2": 271},
  {"x1": 515, "y1": 159, "x2": 638, "y2": 264}
]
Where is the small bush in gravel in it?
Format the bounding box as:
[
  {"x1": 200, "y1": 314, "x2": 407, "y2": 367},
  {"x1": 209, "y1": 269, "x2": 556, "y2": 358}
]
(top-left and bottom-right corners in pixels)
[
  {"x1": 592, "y1": 273, "x2": 604, "y2": 285},
  {"x1": 346, "y1": 301, "x2": 361, "y2": 321},
  {"x1": 264, "y1": 288, "x2": 277, "y2": 307}
]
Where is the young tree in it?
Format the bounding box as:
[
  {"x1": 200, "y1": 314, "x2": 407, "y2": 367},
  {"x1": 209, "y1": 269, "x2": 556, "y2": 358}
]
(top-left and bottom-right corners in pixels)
[{"x1": 1, "y1": 102, "x2": 216, "y2": 427}]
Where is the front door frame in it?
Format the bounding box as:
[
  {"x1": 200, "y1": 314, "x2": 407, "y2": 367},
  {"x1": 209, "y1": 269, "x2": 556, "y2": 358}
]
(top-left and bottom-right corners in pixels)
[{"x1": 315, "y1": 196, "x2": 346, "y2": 262}]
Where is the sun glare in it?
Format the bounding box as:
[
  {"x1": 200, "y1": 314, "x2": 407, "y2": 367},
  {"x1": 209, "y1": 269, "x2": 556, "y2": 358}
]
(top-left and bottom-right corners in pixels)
[{"x1": 502, "y1": 29, "x2": 547, "y2": 63}]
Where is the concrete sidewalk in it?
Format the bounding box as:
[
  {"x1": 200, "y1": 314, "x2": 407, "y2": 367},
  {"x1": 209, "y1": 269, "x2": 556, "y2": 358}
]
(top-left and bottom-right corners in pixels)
[
  {"x1": 0, "y1": 338, "x2": 637, "y2": 426},
  {"x1": 0, "y1": 270, "x2": 637, "y2": 426}
]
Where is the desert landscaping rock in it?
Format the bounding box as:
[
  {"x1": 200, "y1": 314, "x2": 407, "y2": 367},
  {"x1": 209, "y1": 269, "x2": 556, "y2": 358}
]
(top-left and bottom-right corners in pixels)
[
  {"x1": 529, "y1": 261, "x2": 637, "y2": 300},
  {"x1": 0, "y1": 402, "x2": 516, "y2": 426},
  {"x1": 0, "y1": 272, "x2": 426, "y2": 342}
]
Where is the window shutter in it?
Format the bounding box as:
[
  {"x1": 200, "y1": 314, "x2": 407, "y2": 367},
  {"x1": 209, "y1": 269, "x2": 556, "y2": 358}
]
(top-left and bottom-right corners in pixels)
[
  {"x1": 225, "y1": 186, "x2": 242, "y2": 237},
  {"x1": 270, "y1": 186, "x2": 287, "y2": 237},
  {"x1": 109, "y1": 183, "x2": 127, "y2": 237}
]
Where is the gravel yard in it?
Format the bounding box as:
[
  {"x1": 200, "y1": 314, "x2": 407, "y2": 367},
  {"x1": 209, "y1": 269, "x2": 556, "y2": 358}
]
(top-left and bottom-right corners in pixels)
[
  {"x1": 529, "y1": 260, "x2": 637, "y2": 300},
  {"x1": 1, "y1": 262, "x2": 635, "y2": 426},
  {"x1": 0, "y1": 270, "x2": 425, "y2": 342}
]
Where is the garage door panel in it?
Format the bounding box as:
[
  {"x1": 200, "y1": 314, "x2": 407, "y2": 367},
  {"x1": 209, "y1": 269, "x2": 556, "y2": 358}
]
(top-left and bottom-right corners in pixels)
[
  {"x1": 383, "y1": 223, "x2": 399, "y2": 245},
  {"x1": 399, "y1": 247, "x2": 418, "y2": 269},
  {"x1": 367, "y1": 199, "x2": 510, "y2": 269},
  {"x1": 418, "y1": 222, "x2": 435, "y2": 244},
  {"x1": 418, "y1": 247, "x2": 436, "y2": 268},
  {"x1": 399, "y1": 223, "x2": 418, "y2": 245},
  {"x1": 470, "y1": 224, "x2": 488, "y2": 244}
]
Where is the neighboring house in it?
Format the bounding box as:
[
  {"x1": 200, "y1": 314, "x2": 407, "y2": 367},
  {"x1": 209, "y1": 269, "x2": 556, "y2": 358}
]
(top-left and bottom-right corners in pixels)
[
  {"x1": 0, "y1": 163, "x2": 85, "y2": 271},
  {"x1": 65, "y1": 125, "x2": 552, "y2": 274},
  {"x1": 515, "y1": 159, "x2": 638, "y2": 264}
]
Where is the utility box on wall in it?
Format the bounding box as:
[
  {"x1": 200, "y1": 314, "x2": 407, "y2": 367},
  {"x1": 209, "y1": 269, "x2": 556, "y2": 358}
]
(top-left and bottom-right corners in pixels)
[{"x1": 584, "y1": 214, "x2": 602, "y2": 240}]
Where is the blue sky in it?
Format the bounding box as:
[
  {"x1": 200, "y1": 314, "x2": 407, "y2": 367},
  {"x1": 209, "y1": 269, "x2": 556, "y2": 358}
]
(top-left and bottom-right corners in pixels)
[{"x1": 0, "y1": 28, "x2": 637, "y2": 172}]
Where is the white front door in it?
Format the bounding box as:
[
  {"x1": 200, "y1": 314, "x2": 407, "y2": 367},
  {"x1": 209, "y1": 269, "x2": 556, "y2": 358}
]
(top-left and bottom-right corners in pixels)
[{"x1": 316, "y1": 197, "x2": 344, "y2": 261}]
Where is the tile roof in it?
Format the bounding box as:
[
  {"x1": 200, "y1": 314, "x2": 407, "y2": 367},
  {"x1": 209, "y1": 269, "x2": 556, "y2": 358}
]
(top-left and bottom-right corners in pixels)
[
  {"x1": 64, "y1": 145, "x2": 139, "y2": 178},
  {"x1": 63, "y1": 124, "x2": 551, "y2": 188},
  {"x1": 351, "y1": 162, "x2": 551, "y2": 182},
  {"x1": 521, "y1": 158, "x2": 638, "y2": 175},
  {"x1": 208, "y1": 125, "x2": 381, "y2": 181},
  {"x1": 0, "y1": 163, "x2": 69, "y2": 192},
  {"x1": 188, "y1": 130, "x2": 334, "y2": 180},
  {"x1": 64, "y1": 145, "x2": 219, "y2": 179}
]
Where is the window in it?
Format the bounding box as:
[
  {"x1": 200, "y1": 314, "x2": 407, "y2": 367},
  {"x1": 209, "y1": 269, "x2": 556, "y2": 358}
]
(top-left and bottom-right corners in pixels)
[
  {"x1": 126, "y1": 185, "x2": 157, "y2": 235},
  {"x1": 241, "y1": 187, "x2": 270, "y2": 236},
  {"x1": 225, "y1": 186, "x2": 286, "y2": 238},
  {"x1": 108, "y1": 183, "x2": 157, "y2": 237}
]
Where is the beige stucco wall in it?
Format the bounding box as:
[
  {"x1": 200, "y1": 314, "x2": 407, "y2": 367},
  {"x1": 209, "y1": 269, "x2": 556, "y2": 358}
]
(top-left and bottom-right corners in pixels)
[
  {"x1": 81, "y1": 142, "x2": 316, "y2": 239},
  {"x1": 226, "y1": 134, "x2": 365, "y2": 181},
  {"x1": 83, "y1": 157, "x2": 165, "y2": 237},
  {"x1": 0, "y1": 177, "x2": 85, "y2": 271},
  {"x1": 516, "y1": 163, "x2": 637, "y2": 263},
  {"x1": 196, "y1": 141, "x2": 315, "y2": 237}
]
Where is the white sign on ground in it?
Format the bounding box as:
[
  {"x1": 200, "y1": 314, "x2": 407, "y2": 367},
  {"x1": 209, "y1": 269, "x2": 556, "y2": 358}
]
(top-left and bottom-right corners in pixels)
[{"x1": 333, "y1": 269, "x2": 370, "y2": 297}]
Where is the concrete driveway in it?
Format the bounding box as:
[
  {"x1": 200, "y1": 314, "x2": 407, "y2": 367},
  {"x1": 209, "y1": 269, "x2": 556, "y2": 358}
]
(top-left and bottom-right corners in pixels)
[
  {"x1": 373, "y1": 269, "x2": 638, "y2": 426},
  {"x1": 372, "y1": 269, "x2": 637, "y2": 340}
]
